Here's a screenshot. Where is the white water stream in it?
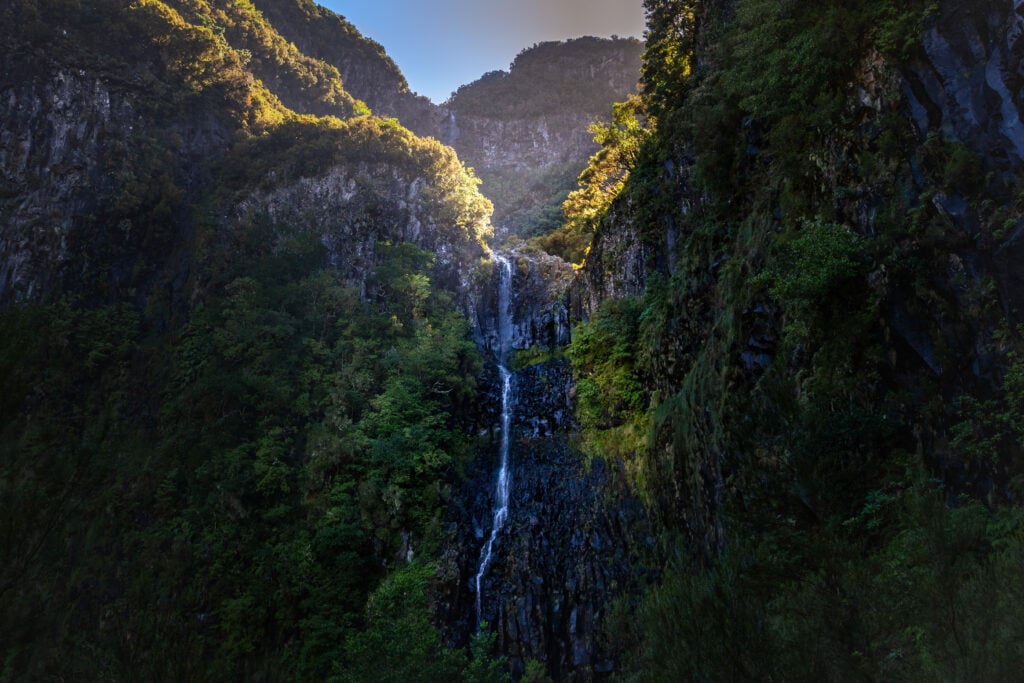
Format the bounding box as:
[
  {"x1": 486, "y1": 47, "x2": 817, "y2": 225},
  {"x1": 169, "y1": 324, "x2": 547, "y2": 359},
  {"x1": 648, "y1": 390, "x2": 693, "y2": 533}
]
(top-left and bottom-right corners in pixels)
[{"x1": 474, "y1": 254, "x2": 514, "y2": 627}]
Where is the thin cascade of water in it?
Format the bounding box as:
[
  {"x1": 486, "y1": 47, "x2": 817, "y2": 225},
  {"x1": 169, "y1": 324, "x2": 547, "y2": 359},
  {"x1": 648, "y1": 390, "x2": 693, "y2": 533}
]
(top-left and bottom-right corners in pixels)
[{"x1": 474, "y1": 254, "x2": 514, "y2": 628}]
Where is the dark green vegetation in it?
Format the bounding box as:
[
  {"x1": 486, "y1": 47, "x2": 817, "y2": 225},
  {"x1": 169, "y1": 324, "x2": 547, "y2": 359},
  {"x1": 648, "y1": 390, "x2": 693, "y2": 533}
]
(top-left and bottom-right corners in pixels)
[
  {"x1": 563, "y1": 0, "x2": 1024, "y2": 678},
  {"x1": 1, "y1": 239, "x2": 487, "y2": 678},
  {"x1": 6, "y1": 0, "x2": 1024, "y2": 679},
  {"x1": 248, "y1": 0, "x2": 439, "y2": 129},
  {"x1": 0, "y1": 0, "x2": 507, "y2": 679}
]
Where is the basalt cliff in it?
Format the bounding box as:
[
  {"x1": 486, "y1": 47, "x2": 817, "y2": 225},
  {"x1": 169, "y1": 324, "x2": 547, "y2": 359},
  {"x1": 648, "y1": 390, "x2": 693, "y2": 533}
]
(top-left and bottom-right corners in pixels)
[{"x1": 4, "y1": 0, "x2": 1024, "y2": 681}]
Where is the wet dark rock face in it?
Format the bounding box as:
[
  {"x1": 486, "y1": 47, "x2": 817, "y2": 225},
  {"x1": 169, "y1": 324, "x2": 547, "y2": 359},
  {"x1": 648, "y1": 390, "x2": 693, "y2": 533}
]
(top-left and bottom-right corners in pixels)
[
  {"x1": 568, "y1": 200, "x2": 653, "y2": 322},
  {"x1": 903, "y1": 1, "x2": 1024, "y2": 171},
  {"x1": 439, "y1": 395, "x2": 650, "y2": 681},
  {"x1": 472, "y1": 248, "x2": 574, "y2": 354},
  {"x1": 439, "y1": 251, "x2": 651, "y2": 680},
  {"x1": 889, "y1": 1, "x2": 1024, "y2": 425},
  {"x1": 514, "y1": 361, "x2": 576, "y2": 438},
  {"x1": 497, "y1": 437, "x2": 649, "y2": 680}
]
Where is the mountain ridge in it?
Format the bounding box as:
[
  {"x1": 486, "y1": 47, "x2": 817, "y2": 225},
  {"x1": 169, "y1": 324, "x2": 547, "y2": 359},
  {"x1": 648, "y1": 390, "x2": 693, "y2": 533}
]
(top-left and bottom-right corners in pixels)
[
  {"x1": 0, "y1": 1, "x2": 644, "y2": 678},
  {"x1": 6, "y1": 0, "x2": 1021, "y2": 680}
]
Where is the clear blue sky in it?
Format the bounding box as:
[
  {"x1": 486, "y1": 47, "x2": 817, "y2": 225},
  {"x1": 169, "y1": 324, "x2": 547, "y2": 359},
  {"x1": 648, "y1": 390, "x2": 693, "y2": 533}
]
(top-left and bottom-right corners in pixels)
[{"x1": 320, "y1": 0, "x2": 646, "y2": 103}]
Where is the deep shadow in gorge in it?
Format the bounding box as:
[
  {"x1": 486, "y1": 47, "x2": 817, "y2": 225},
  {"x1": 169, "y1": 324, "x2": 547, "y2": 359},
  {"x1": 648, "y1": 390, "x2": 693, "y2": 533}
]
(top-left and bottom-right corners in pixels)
[{"x1": 437, "y1": 250, "x2": 654, "y2": 680}]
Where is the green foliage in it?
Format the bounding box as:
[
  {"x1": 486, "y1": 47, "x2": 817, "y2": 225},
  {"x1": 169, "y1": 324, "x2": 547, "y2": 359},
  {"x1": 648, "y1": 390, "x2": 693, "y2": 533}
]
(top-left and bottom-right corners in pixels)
[
  {"x1": 520, "y1": 659, "x2": 553, "y2": 683},
  {"x1": 128, "y1": 0, "x2": 289, "y2": 125},
  {"x1": 679, "y1": 0, "x2": 931, "y2": 209},
  {"x1": 165, "y1": 0, "x2": 363, "y2": 118},
  {"x1": 758, "y1": 220, "x2": 867, "y2": 340},
  {"x1": 0, "y1": 0, "x2": 504, "y2": 678},
  {"x1": 566, "y1": 297, "x2": 652, "y2": 470},
  {"x1": 511, "y1": 344, "x2": 563, "y2": 370},
  {"x1": 340, "y1": 568, "x2": 510, "y2": 682},
  {"x1": 700, "y1": 0, "x2": 858, "y2": 206},
  {"x1": 537, "y1": 96, "x2": 651, "y2": 263},
  {"x1": 0, "y1": 2, "x2": 509, "y2": 672},
  {"x1": 952, "y1": 341, "x2": 1024, "y2": 481},
  {"x1": 251, "y1": 0, "x2": 413, "y2": 101},
  {"x1": 725, "y1": 0, "x2": 858, "y2": 124},
  {"x1": 2, "y1": 0, "x2": 399, "y2": 133},
  {"x1": 341, "y1": 564, "x2": 466, "y2": 681},
  {"x1": 447, "y1": 37, "x2": 643, "y2": 117},
  {"x1": 464, "y1": 624, "x2": 511, "y2": 683},
  {"x1": 0, "y1": 300, "x2": 151, "y2": 677},
  {"x1": 766, "y1": 221, "x2": 863, "y2": 303},
  {"x1": 567, "y1": 0, "x2": 1024, "y2": 679},
  {"x1": 630, "y1": 476, "x2": 1024, "y2": 681},
  {"x1": 568, "y1": 297, "x2": 647, "y2": 430},
  {"x1": 479, "y1": 163, "x2": 580, "y2": 238},
  {"x1": 874, "y1": 2, "x2": 940, "y2": 60},
  {"x1": 7, "y1": 0, "x2": 1023, "y2": 679},
  {"x1": 641, "y1": 0, "x2": 695, "y2": 118},
  {"x1": 218, "y1": 116, "x2": 493, "y2": 249},
  {"x1": 0, "y1": 226, "x2": 484, "y2": 677}
]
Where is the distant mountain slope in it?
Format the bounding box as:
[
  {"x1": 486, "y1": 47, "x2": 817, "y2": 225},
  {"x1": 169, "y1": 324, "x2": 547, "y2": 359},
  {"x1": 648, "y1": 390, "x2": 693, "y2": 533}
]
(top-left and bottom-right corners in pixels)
[
  {"x1": 232, "y1": 3, "x2": 644, "y2": 239},
  {"x1": 250, "y1": 0, "x2": 441, "y2": 131},
  {"x1": 445, "y1": 37, "x2": 644, "y2": 237},
  {"x1": 165, "y1": 0, "x2": 367, "y2": 118},
  {"x1": 448, "y1": 36, "x2": 642, "y2": 119}
]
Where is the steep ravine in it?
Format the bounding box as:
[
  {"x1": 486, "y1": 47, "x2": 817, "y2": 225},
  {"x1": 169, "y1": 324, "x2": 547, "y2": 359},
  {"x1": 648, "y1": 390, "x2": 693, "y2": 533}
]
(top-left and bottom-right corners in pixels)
[
  {"x1": 414, "y1": 0, "x2": 1024, "y2": 675},
  {"x1": 438, "y1": 249, "x2": 651, "y2": 681}
]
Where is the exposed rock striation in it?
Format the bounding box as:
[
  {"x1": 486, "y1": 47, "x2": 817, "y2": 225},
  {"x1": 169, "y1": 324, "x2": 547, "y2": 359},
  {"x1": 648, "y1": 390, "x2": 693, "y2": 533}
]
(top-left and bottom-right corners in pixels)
[
  {"x1": 0, "y1": 57, "x2": 233, "y2": 302},
  {"x1": 903, "y1": 1, "x2": 1024, "y2": 171},
  {"x1": 232, "y1": 161, "x2": 489, "y2": 304},
  {"x1": 569, "y1": 199, "x2": 656, "y2": 321},
  {"x1": 0, "y1": 1, "x2": 490, "y2": 308},
  {"x1": 439, "y1": 248, "x2": 650, "y2": 681}
]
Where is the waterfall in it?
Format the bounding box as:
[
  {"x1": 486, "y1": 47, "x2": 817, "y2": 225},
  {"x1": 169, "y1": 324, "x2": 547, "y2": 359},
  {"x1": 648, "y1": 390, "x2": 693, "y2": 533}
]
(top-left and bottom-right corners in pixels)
[
  {"x1": 475, "y1": 253, "x2": 514, "y2": 627},
  {"x1": 446, "y1": 110, "x2": 460, "y2": 144}
]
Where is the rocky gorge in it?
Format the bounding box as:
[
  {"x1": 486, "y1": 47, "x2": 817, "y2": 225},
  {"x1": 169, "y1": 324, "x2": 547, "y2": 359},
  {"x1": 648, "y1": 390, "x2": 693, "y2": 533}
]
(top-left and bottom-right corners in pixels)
[
  {"x1": 435, "y1": 247, "x2": 652, "y2": 680},
  {"x1": 436, "y1": 0, "x2": 1024, "y2": 676},
  {"x1": 4, "y1": 0, "x2": 1024, "y2": 680}
]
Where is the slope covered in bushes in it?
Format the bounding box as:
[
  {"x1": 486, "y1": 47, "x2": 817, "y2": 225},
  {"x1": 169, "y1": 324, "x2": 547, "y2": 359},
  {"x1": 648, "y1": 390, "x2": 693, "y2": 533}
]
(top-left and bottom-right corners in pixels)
[{"x1": 564, "y1": 0, "x2": 1024, "y2": 677}]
